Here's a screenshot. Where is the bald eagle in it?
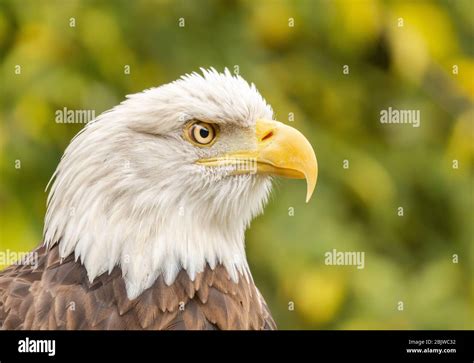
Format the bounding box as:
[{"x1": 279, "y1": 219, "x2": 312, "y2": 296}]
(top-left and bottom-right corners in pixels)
[{"x1": 0, "y1": 69, "x2": 317, "y2": 330}]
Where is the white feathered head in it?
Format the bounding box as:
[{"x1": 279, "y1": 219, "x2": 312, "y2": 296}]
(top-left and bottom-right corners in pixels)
[{"x1": 44, "y1": 68, "x2": 317, "y2": 299}]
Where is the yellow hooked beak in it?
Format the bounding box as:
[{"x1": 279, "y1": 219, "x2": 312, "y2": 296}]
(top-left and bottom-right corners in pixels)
[{"x1": 196, "y1": 119, "x2": 318, "y2": 202}]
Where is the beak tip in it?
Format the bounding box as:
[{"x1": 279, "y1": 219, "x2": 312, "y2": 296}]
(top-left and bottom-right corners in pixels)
[
  {"x1": 305, "y1": 180, "x2": 316, "y2": 203},
  {"x1": 304, "y1": 164, "x2": 317, "y2": 203}
]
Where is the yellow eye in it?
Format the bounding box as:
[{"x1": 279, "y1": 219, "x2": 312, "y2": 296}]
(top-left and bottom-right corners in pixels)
[{"x1": 186, "y1": 121, "x2": 217, "y2": 146}]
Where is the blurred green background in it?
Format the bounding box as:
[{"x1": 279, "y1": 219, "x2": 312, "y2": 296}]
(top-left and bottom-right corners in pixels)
[{"x1": 0, "y1": 0, "x2": 473, "y2": 329}]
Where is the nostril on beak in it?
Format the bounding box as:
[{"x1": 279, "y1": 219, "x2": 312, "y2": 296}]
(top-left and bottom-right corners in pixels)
[{"x1": 261, "y1": 130, "x2": 274, "y2": 142}]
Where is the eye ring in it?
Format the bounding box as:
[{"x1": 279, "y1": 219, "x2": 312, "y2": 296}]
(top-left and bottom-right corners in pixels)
[{"x1": 185, "y1": 121, "x2": 218, "y2": 146}]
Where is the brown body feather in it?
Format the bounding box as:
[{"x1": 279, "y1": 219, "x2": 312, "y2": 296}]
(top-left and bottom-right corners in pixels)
[{"x1": 0, "y1": 244, "x2": 276, "y2": 330}]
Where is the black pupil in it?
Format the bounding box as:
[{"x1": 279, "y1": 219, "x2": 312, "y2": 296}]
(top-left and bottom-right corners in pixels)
[{"x1": 199, "y1": 127, "x2": 209, "y2": 139}]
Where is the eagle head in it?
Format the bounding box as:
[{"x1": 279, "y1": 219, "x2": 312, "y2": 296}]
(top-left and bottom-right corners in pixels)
[{"x1": 44, "y1": 68, "x2": 317, "y2": 299}]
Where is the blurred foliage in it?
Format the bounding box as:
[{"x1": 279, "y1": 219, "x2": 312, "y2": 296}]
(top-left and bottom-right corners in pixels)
[{"x1": 0, "y1": 0, "x2": 473, "y2": 329}]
